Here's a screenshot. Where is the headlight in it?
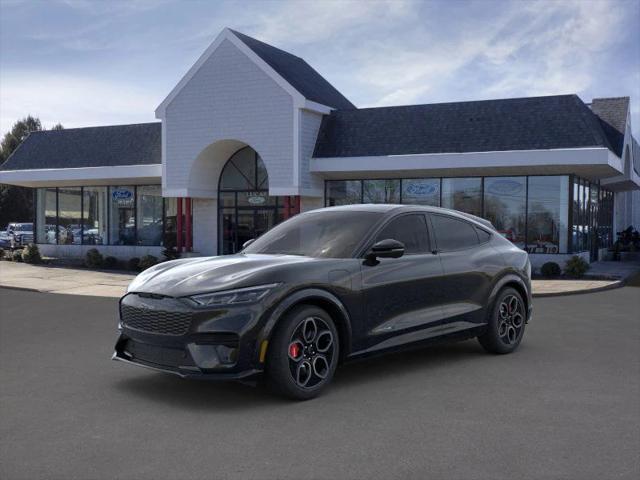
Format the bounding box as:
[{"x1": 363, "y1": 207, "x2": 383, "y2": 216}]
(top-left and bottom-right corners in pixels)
[{"x1": 189, "y1": 284, "x2": 279, "y2": 307}]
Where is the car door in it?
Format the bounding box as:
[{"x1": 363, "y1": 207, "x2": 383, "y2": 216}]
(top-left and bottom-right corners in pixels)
[
  {"x1": 360, "y1": 213, "x2": 446, "y2": 352},
  {"x1": 428, "y1": 213, "x2": 497, "y2": 326}
]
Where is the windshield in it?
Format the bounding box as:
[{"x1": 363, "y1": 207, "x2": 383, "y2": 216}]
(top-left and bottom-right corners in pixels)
[{"x1": 243, "y1": 210, "x2": 382, "y2": 258}]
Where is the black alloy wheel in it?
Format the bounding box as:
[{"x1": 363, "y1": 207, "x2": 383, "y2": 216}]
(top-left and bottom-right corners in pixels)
[
  {"x1": 478, "y1": 287, "x2": 526, "y2": 354},
  {"x1": 266, "y1": 305, "x2": 339, "y2": 400}
]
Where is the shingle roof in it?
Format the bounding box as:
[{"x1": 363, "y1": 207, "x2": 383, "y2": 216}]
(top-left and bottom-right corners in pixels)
[
  {"x1": 230, "y1": 29, "x2": 355, "y2": 110},
  {"x1": 0, "y1": 122, "x2": 161, "y2": 171},
  {"x1": 313, "y1": 94, "x2": 617, "y2": 158},
  {"x1": 590, "y1": 97, "x2": 629, "y2": 157}
]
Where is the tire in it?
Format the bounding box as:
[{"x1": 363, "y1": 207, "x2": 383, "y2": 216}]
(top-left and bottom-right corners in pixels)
[
  {"x1": 478, "y1": 287, "x2": 526, "y2": 354},
  {"x1": 265, "y1": 305, "x2": 339, "y2": 400}
]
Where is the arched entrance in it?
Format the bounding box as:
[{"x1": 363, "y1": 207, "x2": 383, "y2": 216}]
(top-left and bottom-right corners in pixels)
[{"x1": 218, "y1": 146, "x2": 282, "y2": 254}]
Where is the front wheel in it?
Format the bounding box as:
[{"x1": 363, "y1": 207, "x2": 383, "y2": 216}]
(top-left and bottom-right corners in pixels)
[
  {"x1": 478, "y1": 287, "x2": 526, "y2": 354},
  {"x1": 265, "y1": 305, "x2": 339, "y2": 400}
]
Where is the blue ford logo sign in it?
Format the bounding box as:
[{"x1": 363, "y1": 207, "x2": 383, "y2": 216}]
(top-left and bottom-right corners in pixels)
[
  {"x1": 488, "y1": 180, "x2": 523, "y2": 195},
  {"x1": 112, "y1": 189, "x2": 133, "y2": 200},
  {"x1": 405, "y1": 182, "x2": 438, "y2": 196}
]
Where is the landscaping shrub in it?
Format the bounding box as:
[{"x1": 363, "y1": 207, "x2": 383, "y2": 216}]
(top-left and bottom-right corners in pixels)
[
  {"x1": 11, "y1": 250, "x2": 23, "y2": 262},
  {"x1": 21, "y1": 244, "x2": 42, "y2": 264},
  {"x1": 85, "y1": 248, "x2": 103, "y2": 268},
  {"x1": 128, "y1": 257, "x2": 141, "y2": 272},
  {"x1": 139, "y1": 255, "x2": 159, "y2": 271},
  {"x1": 0, "y1": 249, "x2": 5, "y2": 260},
  {"x1": 103, "y1": 256, "x2": 118, "y2": 269},
  {"x1": 540, "y1": 261, "x2": 561, "y2": 277},
  {"x1": 565, "y1": 255, "x2": 590, "y2": 278}
]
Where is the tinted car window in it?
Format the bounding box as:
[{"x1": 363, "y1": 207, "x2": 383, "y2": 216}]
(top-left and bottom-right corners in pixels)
[
  {"x1": 431, "y1": 214, "x2": 479, "y2": 251},
  {"x1": 375, "y1": 214, "x2": 430, "y2": 254},
  {"x1": 475, "y1": 227, "x2": 491, "y2": 243},
  {"x1": 243, "y1": 211, "x2": 382, "y2": 258}
]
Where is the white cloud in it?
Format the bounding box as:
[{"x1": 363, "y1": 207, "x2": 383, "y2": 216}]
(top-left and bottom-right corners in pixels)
[
  {"x1": 0, "y1": 72, "x2": 158, "y2": 132},
  {"x1": 250, "y1": 0, "x2": 411, "y2": 45}
]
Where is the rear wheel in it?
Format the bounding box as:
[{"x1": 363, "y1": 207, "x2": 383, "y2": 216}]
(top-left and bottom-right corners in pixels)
[
  {"x1": 478, "y1": 287, "x2": 526, "y2": 354},
  {"x1": 265, "y1": 305, "x2": 339, "y2": 400}
]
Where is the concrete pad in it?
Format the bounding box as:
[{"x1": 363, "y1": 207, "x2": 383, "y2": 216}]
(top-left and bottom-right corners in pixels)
[{"x1": 0, "y1": 260, "x2": 633, "y2": 298}]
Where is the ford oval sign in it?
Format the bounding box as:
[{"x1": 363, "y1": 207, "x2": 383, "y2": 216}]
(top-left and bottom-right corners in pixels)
[
  {"x1": 405, "y1": 182, "x2": 438, "y2": 196},
  {"x1": 487, "y1": 180, "x2": 523, "y2": 196},
  {"x1": 247, "y1": 195, "x2": 266, "y2": 205},
  {"x1": 112, "y1": 189, "x2": 133, "y2": 200}
]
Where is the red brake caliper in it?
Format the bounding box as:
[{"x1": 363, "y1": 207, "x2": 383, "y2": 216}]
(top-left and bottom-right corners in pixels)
[{"x1": 289, "y1": 342, "x2": 301, "y2": 359}]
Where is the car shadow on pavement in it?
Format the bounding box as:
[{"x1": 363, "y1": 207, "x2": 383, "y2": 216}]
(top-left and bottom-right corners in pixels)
[
  {"x1": 333, "y1": 339, "x2": 485, "y2": 388},
  {"x1": 113, "y1": 339, "x2": 485, "y2": 408}
]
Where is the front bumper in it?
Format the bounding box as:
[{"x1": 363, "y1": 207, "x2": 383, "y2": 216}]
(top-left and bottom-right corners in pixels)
[{"x1": 112, "y1": 292, "x2": 272, "y2": 380}]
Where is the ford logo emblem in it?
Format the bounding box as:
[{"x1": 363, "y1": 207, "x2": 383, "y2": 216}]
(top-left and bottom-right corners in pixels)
[
  {"x1": 247, "y1": 195, "x2": 266, "y2": 205},
  {"x1": 405, "y1": 183, "x2": 438, "y2": 196},
  {"x1": 487, "y1": 180, "x2": 523, "y2": 195},
  {"x1": 112, "y1": 189, "x2": 133, "y2": 200}
]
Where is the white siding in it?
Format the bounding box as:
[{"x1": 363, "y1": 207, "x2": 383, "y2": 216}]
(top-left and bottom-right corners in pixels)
[
  {"x1": 298, "y1": 109, "x2": 324, "y2": 193},
  {"x1": 163, "y1": 39, "x2": 294, "y2": 196},
  {"x1": 192, "y1": 198, "x2": 217, "y2": 255}
]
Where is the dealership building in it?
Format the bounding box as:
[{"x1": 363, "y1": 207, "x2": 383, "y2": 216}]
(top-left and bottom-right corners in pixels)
[{"x1": 1, "y1": 28, "x2": 639, "y2": 269}]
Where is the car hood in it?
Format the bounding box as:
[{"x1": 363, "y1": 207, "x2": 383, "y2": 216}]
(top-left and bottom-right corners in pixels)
[{"x1": 127, "y1": 254, "x2": 316, "y2": 298}]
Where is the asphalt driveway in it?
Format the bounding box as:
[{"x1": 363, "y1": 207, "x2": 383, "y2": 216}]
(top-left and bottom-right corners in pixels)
[{"x1": 1, "y1": 286, "x2": 639, "y2": 480}]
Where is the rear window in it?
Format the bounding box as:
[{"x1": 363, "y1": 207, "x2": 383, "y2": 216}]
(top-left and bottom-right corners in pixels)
[{"x1": 431, "y1": 214, "x2": 479, "y2": 251}]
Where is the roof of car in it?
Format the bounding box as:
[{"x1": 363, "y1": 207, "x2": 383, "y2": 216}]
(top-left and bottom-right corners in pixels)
[{"x1": 305, "y1": 203, "x2": 495, "y2": 229}]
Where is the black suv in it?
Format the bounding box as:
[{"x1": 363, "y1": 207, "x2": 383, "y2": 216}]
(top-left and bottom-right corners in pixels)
[{"x1": 113, "y1": 205, "x2": 532, "y2": 400}]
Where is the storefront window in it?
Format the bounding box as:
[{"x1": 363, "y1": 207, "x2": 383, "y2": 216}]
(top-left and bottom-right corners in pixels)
[
  {"x1": 82, "y1": 187, "x2": 107, "y2": 245},
  {"x1": 526, "y1": 176, "x2": 569, "y2": 254},
  {"x1": 401, "y1": 178, "x2": 440, "y2": 206},
  {"x1": 363, "y1": 179, "x2": 400, "y2": 203},
  {"x1": 326, "y1": 180, "x2": 362, "y2": 206},
  {"x1": 36, "y1": 188, "x2": 57, "y2": 244},
  {"x1": 136, "y1": 185, "x2": 163, "y2": 246},
  {"x1": 56, "y1": 188, "x2": 82, "y2": 245},
  {"x1": 441, "y1": 178, "x2": 482, "y2": 216},
  {"x1": 109, "y1": 186, "x2": 136, "y2": 245},
  {"x1": 483, "y1": 177, "x2": 526, "y2": 249}
]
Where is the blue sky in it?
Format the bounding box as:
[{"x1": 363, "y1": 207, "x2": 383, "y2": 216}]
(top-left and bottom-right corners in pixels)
[{"x1": 1, "y1": 0, "x2": 639, "y2": 137}]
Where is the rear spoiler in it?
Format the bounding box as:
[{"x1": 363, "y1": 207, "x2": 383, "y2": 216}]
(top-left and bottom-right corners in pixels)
[{"x1": 455, "y1": 211, "x2": 496, "y2": 231}]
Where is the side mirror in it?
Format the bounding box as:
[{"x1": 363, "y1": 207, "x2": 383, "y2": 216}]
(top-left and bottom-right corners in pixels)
[
  {"x1": 242, "y1": 238, "x2": 256, "y2": 249},
  {"x1": 366, "y1": 239, "x2": 405, "y2": 261}
]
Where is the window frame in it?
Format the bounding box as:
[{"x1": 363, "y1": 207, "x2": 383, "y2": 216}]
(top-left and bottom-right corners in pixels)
[
  {"x1": 360, "y1": 212, "x2": 432, "y2": 257},
  {"x1": 428, "y1": 213, "x2": 482, "y2": 253},
  {"x1": 34, "y1": 184, "x2": 168, "y2": 247}
]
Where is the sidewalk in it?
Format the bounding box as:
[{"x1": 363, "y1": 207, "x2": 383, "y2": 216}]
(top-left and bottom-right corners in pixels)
[
  {"x1": 0, "y1": 261, "x2": 135, "y2": 297},
  {"x1": 1, "y1": 260, "x2": 638, "y2": 299}
]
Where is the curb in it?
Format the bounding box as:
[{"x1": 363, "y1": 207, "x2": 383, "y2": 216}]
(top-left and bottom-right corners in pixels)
[
  {"x1": 0, "y1": 285, "x2": 42, "y2": 293},
  {"x1": 532, "y1": 280, "x2": 624, "y2": 298}
]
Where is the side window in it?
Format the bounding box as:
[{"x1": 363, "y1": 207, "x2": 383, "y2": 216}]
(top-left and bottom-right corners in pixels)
[
  {"x1": 475, "y1": 227, "x2": 491, "y2": 244},
  {"x1": 431, "y1": 214, "x2": 479, "y2": 251},
  {"x1": 375, "y1": 214, "x2": 430, "y2": 254}
]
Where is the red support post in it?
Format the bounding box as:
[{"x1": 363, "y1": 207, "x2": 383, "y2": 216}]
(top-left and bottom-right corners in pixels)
[
  {"x1": 176, "y1": 197, "x2": 183, "y2": 253},
  {"x1": 185, "y1": 197, "x2": 192, "y2": 252}
]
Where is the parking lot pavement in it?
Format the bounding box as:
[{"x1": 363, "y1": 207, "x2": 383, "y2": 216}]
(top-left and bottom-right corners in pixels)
[{"x1": 1, "y1": 287, "x2": 639, "y2": 480}]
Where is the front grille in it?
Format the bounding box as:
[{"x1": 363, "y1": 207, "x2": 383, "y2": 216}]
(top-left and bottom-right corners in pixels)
[
  {"x1": 123, "y1": 339, "x2": 194, "y2": 367},
  {"x1": 121, "y1": 304, "x2": 192, "y2": 336}
]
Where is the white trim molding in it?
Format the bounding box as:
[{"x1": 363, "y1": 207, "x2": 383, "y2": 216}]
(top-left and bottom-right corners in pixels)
[
  {"x1": 0, "y1": 164, "x2": 162, "y2": 188},
  {"x1": 310, "y1": 147, "x2": 626, "y2": 182},
  {"x1": 155, "y1": 28, "x2": 334, "y2": 119}
]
